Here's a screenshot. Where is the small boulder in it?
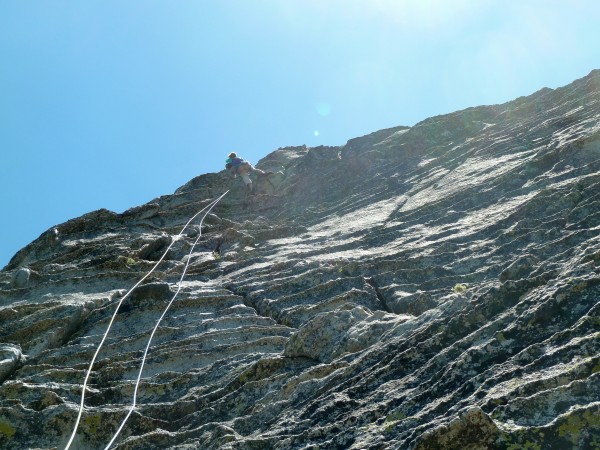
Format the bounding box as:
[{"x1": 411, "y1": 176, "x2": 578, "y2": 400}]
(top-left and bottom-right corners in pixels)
[
  {"x1": 0, "y1": 344, "x2": 25, "y2": 383},
  {"x1": 11, "y1": 268, "x2": 30, "y2": 289},
  {"x1": 284, "y1": 306, "x2": 406, "y2": 363}
]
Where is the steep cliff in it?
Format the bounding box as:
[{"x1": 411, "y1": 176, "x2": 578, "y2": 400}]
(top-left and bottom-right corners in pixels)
[{"x1": 1, "y1": 70, "x2": 600, "y2": 449}]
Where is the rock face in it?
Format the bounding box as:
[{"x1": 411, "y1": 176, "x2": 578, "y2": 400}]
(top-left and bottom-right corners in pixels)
[{"x1": 2, "y1": 70, "x2": 600, "y2": 449}]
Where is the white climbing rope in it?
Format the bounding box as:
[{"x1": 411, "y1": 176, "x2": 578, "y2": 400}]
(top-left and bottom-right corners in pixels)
[
  {"x1": 103, "y1": 191, "x2": 227, "y2": 449},
  {"x1": 64, "y1": 190, "x2": 229, "y2": 450}
]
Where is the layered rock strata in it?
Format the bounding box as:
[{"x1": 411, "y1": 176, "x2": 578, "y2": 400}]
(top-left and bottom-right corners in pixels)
[{"x1": 1, "y1": 70, "x2": 600, "y2": 449}]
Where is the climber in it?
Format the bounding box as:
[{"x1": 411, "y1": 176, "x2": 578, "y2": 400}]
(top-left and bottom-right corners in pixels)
[{"x1": 225, "y1": 152, "x2": 265, "y2": 192}]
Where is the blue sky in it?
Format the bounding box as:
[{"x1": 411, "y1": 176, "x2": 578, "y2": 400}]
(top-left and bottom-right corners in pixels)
[{"x1": 1, "y1": 0, "x2": 600, "y2": 269}]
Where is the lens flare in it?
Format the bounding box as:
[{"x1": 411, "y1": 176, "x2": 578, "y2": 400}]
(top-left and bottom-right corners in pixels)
[{"x1": 316, "y1": 102, "x2": 332, "y2": 116}]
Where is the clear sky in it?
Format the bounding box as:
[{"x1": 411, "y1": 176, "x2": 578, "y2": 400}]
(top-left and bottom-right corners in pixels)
[{"x1": 1, "y1": 0, "x2": 600, "y2": 269}]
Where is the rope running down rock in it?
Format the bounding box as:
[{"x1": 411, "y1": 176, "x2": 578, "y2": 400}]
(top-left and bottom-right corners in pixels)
[{"x1": 64, "y1": 190, "x2": 229, "y2": 450}]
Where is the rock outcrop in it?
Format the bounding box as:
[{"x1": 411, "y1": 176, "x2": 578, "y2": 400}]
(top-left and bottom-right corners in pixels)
[{"x1": 1, "y1": 70, "x2": 600, "y2": 449}]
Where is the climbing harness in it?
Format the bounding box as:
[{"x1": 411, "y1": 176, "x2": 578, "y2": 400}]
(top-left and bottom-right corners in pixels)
[{"x1": 64, "y1": 190, "x2": 229, "y2": 450}]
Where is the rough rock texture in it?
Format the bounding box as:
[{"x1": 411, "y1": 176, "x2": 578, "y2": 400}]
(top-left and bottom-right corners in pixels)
[{"x1": 2, "y1": 70, "x2": 600, "y2": 449}]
